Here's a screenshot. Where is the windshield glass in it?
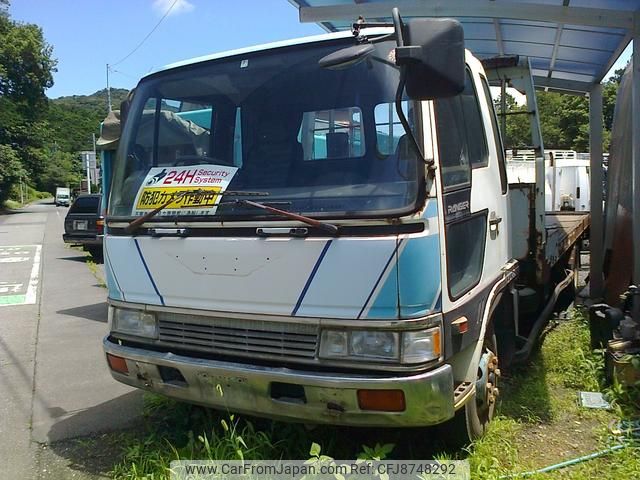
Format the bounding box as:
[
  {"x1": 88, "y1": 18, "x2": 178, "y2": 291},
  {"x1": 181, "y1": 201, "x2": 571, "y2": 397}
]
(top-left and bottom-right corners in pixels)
[{"x1": 109, "y1": 38, "x2": 423, "y2": 220}]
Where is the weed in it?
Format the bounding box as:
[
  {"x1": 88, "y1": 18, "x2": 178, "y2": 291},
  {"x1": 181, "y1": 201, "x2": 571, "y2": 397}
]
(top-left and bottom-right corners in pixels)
[
  {"x1": 109, "y1": 310, "x2": 638, "y2": 480},
  {"x1": 86, "y1": 258, "x2": 106, "y2": 288}
]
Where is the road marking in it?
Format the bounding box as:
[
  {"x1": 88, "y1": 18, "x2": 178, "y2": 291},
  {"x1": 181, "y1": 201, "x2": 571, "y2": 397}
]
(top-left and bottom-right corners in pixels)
[
  {"x1": 0, "y1": 244, "x2": 41, "y2": 307},
  {"x1": 25, "y1": 245, "x2": 41, "y2": 304},
  {"x1": 0, "y1": 294, "x2": 27, "y2": 305},
  {"x1": 0, "y1": 283, "x2": 23, "y2": 293},
  {"x1": 0, "y1": 257, "x2": 30, "y2": 263}
]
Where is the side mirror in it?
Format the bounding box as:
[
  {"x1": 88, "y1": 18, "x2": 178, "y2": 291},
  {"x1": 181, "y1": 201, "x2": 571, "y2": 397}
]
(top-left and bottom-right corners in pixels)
[{"x1": 396, "y1": 18, "x2": 465, "y2": 100}]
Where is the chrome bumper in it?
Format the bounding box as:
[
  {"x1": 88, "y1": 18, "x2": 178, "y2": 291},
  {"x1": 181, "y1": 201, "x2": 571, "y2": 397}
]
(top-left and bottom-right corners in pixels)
[{"x1": 103, "y1": 337, "x2": 455, "y2": 427}]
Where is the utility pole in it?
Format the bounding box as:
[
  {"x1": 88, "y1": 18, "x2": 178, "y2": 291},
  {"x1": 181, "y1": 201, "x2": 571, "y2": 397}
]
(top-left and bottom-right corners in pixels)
[
  {"x1": 93, "y1": 133, "x2": 97, "y2": 193},
  {"x1": 106, "y1": 64, "x2": 113, "y2": 112},
  {"x1": 85, "y1": 152, "x2": 92, "y2": 194}
]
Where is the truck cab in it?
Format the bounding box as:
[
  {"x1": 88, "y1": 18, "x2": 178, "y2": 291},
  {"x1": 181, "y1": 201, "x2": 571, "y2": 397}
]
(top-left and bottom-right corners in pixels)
[{"x1": 102, "y1": 16, "x2": 581, "y2": 443}]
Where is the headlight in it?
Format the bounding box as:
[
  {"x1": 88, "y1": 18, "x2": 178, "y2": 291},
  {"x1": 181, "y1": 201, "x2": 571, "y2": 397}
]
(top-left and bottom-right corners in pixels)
[
  {"x1": 402, "y1": 327, "x2": 441, "y2": 364},
  {"x1": 111, "y1": 307, "x2": 157, "y2": 338},
  {"x1": 320, "y1": 330, "x2": 399, "y2": 361},
  {"x1": 319, "y1": 327, "x2": 442, "y2": 364}
]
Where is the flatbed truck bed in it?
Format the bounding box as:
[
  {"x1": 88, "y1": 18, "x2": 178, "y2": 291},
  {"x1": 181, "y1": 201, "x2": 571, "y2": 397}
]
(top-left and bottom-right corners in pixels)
[{"x1": 545, "y1": 211, "x2": 590, "y2": 267}]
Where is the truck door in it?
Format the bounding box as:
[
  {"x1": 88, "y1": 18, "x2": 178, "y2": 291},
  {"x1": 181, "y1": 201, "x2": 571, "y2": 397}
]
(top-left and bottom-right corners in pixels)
[{"x1": 434, "y1": 64, "x2": 510, "y2": 316}]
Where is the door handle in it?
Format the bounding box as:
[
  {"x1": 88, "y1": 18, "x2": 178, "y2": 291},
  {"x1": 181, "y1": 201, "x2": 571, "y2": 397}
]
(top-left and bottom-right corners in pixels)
[{"x1": 489, "y1": 211, "x2": 502, "y2": 234}]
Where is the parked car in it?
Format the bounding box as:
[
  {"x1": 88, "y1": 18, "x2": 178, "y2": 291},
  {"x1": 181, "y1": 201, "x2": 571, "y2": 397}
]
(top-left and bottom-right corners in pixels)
[{"x1": 63, "y1": 194, "x2": 104, "y2": 260}]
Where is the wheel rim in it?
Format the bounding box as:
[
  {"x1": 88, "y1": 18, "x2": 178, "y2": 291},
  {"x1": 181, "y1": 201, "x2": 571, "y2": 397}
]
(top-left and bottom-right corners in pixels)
[{"x1": 475, "y1": 347, "x2": 500, "y2": 421}]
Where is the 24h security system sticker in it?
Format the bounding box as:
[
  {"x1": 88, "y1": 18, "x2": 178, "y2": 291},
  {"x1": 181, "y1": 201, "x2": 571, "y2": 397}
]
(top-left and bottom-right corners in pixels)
[{"x1": 133, "y1": 164, "x2": 238, "y2": 217}]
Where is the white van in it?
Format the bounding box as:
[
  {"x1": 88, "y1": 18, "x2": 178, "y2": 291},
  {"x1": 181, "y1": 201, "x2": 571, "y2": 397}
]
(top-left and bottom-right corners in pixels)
[{"x1": 55, "y1": 187, "x2": 71, "y2": 207}]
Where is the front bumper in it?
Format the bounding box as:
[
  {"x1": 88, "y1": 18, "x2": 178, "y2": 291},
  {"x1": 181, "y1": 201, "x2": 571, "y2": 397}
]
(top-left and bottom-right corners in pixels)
[
  {"x1": 103, "y1": 336, "x2": 455, "y2": 427},
  {"x1": 63, "y1": 234, "x2": 103, "y2": 246}
]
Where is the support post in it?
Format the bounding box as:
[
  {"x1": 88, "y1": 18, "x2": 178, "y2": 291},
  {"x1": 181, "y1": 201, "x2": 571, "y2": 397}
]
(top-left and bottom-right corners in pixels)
[
  {"x1": 589, "y1": 84, "x2": 604, "y2": 300},
  {"x1": 632, "y1": 36, "x2": 640, "y2": 320},
  {"x1": 106, "y1": 64, "x2": 112, "y2": 113},
  {"x1": 500, "y1": 79, "x2": 507, "y2": 144}
]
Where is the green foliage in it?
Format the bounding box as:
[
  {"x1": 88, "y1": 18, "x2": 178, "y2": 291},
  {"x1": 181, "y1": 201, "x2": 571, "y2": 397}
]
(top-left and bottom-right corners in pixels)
[
  {"x1": 0, "y1": 5, "x2": 123, "y2": 204},
  {"x1": 38, "y1": 150, "x2": 83, "y2": 194},
  {"x1": 497, "y1": 76, "x2": 621, "y2": 152},
  {"x1": 0, "y1": 4, "x2": 56, "y2": 202},
  {"x1": 0, "y1": 144, "x2": 26, "y2": 203},
  {"x1": 357, "y1": 442, "x2": 395, "y2": 461},
  {"x1": 0, "y1": 7, "x2": 56, "y2": 117},
  {"x1": 47, "y1": 88, "x2": 129, "y2": 153}
]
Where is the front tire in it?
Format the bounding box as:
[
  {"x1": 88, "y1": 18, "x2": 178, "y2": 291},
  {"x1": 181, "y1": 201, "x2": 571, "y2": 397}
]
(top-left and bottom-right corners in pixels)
[{"x1": 439, "y1": 334, "x2": 500, "y2": 447}]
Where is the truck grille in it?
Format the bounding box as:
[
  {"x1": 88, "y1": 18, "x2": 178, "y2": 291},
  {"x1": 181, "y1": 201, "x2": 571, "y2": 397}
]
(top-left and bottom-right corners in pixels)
[{"x1": 156, "y1": 312, "x2": 319, "y2": 360}]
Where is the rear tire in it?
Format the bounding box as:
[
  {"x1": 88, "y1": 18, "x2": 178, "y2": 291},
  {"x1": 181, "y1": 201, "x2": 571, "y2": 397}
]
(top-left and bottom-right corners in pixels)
[
  {"x1": 439, "y1": 334, "x2": 499, "y2": 448},
  {"x1": 87, "y1": 246, "x2": 103, "y2": 262}
]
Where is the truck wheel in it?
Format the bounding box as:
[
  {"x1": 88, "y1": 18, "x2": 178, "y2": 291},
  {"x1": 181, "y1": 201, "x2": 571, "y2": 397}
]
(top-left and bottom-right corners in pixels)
[{"x1": 440, "y1": 334, "x2": 500, "y2": 447}]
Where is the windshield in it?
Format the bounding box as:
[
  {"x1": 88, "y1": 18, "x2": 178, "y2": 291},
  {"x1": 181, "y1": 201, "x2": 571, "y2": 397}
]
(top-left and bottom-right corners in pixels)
[{"x1": 109, "y1": 38, "x2": 423, "y2": 220}]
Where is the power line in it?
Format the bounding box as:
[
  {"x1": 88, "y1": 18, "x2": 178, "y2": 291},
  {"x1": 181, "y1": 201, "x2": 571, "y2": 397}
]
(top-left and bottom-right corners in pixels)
[
  {"x1": 110, "y1": 68, "x2": 137, "y2": 80},
  {"x1": 110, "y1": 0, "x2": 179, "y2": 67}
]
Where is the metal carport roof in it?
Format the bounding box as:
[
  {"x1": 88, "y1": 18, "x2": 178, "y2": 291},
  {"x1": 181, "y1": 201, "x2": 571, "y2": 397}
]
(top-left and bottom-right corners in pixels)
[{"x1": 287, "y1": 0, "x2": 640, "y2": 94}]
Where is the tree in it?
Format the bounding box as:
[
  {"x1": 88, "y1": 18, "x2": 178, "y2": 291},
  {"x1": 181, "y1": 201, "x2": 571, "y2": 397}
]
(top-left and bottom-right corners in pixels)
[
  {"x1": 0, "y1": 1, "x2": 57, "y2": 202},
  {"x1": 498, "y1": 80, "x2": 620, "y2": 153},
  {"x1": 0, "y1": 144, "x2": 26, "y2": 203},
  {"x1": 0, "y1": 14, "x2": 55, "y2": 117},
  {"x1": 494, "y1": 93, "x2": 531, "y2": 149}
]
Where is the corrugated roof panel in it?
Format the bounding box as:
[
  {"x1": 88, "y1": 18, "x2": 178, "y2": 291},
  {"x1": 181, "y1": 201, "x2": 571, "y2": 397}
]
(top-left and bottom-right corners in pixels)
[
  {"x1": 560, "y1": 28, "x2": 625, "y2": 49},
  {"x1": 572, "y1": 0, "x2": 639, "y2": 10},
  {"x1": 499, "y1": 23, "x2": 558, "y2": 44},
  {"x1": 551, "y1": 70, "x2": 596, "y2": 82},
  {"x1": 289, "y1": 0, "x2": 640, "y2": 91},
  {"x1": 556, "y1": 45, "x2": 614, "y2": 65},
  {"x1": 553, "y1": 59, "x2": 602, "y2": 75},
  {"x1": 466, "y1": 39, "x2": 501, "y2": 55},
  {"x1": 458, "y1": 21, "x2": 498, "y2": 39},
  {"x1": 502, "y1": 41, "x2": 555, "y2": 58}
]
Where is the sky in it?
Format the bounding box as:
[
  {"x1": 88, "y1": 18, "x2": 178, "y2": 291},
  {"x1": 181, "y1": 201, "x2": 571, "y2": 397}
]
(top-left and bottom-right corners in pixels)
[
  {"x1": 9, "y1": 0, "x2": 632, "y2": 100},
  {"x1": 9, "y1": 0, "x2": 323, "y2": 98}
]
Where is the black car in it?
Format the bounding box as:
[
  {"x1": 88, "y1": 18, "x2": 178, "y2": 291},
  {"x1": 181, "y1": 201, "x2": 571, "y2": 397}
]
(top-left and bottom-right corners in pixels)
[{"x1": 63, "y1": 194, "x2": 104, "y2": 259}]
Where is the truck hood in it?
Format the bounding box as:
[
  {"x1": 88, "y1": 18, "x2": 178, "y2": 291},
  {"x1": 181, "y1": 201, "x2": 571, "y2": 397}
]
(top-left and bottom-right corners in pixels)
[{"x1": 104, "y1": 224, "x2": 441, "y2": 320}]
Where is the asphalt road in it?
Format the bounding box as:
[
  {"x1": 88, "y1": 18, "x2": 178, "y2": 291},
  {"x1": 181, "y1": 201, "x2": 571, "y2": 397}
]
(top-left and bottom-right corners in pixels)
[{"x1": 0, "y1": 200, "x2": 142, "y2": 479}]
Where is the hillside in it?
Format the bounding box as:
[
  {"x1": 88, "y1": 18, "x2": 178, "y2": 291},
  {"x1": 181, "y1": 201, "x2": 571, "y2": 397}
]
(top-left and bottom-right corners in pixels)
[
  {"x1": 46, "y1": 88, "x2": 130, "y2": 153},
  {"x1": 52, "y1": 88, "x2": 130, "y2": 113}
]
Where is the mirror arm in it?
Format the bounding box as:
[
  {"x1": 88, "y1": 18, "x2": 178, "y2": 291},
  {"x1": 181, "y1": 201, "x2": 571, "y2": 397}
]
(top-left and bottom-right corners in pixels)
[
  {"x1": 394, "y1": 69, "x2": 427, "y2": 166},
  {"x1": 392, "y1": 7, "x2": 432, "y2": 170}
]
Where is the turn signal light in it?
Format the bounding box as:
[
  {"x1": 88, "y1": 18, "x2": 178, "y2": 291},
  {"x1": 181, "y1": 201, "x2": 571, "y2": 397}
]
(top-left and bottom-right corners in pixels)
[
  {"x1": 357, "y1": 389, "x2": 405, "y2": 412},
  {"x1": 106, "y1": 353, "x2": 129, "y2": 375}
]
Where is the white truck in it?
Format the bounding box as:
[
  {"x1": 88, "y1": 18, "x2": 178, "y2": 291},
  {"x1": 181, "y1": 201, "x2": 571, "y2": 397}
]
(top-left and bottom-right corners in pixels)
[
  {"x1": 55, "y1": 187, "x2": 71, "y2": 207},
  {"x1": 101, "y1": 11, "x2": 589, "y2": 443}
]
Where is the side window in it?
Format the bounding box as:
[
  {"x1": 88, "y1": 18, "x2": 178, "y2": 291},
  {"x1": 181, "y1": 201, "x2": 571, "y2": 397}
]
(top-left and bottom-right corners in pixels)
[
  {"x1": 435, "y1": 95, "x2": 470, "y2": 189},
  {"x1": 446, "y1": 211, "x2": 487, "y2": 299},
  {"x1": 461, "y1": 74, "x2": 489, "y2": 168},
  {"x1": 435, "y1": 70, "x2": 489, "y2": 190},
  {"x1": 374, "y1": 101, "x2": 409, "y2": 155},
  {"x1": 298, "y1": 107, "x2": 364, "y2": 160},
  {"x1": 480, "y1": 76, "x2": 508, "y2": 194}
]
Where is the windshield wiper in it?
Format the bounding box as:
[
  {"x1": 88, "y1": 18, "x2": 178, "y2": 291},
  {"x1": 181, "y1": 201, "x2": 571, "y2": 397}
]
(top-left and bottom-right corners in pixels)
[
  {"x1": 232, "y1": 199, "x2": 339, "y2": 235},
  {"x1": 124, "y1": 190, "x2": 269, "y2": 234}
]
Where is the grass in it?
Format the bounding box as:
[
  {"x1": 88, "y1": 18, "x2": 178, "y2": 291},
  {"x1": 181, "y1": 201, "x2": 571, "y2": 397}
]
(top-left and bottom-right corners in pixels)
[
  {"x1": 101, "y1": 308, "x2": 638, "y2": 479},
  {"x1": 86, "y1": 258, "x2": 106, "y2": 288},
  {"x1": 2, "y1": 185, "x2": 51, "y2": 211}
]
